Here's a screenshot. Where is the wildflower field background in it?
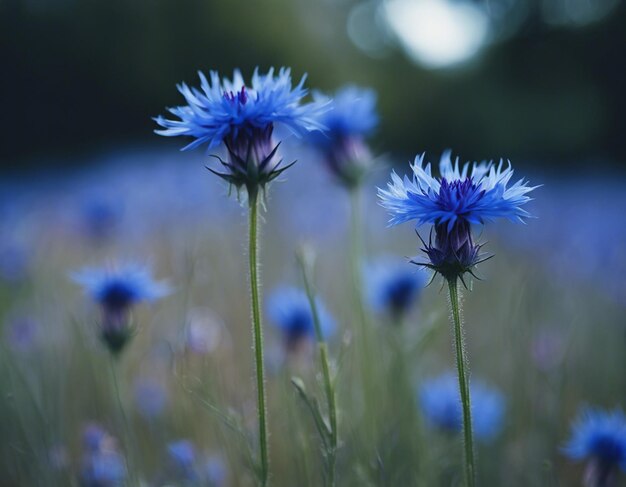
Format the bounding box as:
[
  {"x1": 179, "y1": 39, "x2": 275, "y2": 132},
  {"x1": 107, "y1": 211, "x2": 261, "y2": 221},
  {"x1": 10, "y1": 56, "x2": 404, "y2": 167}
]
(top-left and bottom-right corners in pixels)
[{"x1": 2, "y1": 1, "x2": 626, "y2": 486}]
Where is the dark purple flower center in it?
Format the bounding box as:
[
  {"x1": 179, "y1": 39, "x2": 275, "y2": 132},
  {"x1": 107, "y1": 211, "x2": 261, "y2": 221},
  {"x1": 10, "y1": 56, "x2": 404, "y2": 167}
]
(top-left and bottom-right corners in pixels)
[
  {"x1": 385, "y1": 275, "x2": 419, "y2": 315},
  {"x1": 223, "y1": 86, "x2": 248, "y2": 106},
  {"x1": 284, "y1": 309, "x2": 313, "y2": 342},
  {"x1": 437, "y1": 178, "x2": 484, "y2": 219},
  {"x1": 99, "y1": 281, "x2": 138, "y2": 311},
  {"x1": 592, "y1": 435, "x2": 626, "y2": 464}
]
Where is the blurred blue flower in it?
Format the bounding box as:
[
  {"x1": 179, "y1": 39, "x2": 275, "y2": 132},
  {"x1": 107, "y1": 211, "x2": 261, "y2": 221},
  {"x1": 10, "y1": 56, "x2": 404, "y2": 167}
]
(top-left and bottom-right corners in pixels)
[
  {"x1": 73, "y1": 263, "x2": 169, "y2": 312},
  {"x1": 419, "y1": 372, "x2": 506, "y2": 442},
  {"x1": 167, "y1": 439, "x2": 197, "y2": 480},
  {"x1": 267, "y1": 286, "x2": 336, "y2": 349},
  {"x1": 563, "y1": 408, "x2": 626, "y2": 474},
  {"x1": 0, "y1": 242, "x2": 30, "y2": 283},
  {"x1": 378, "y1": 151, "x2": 537, "y2": 279},
  {"x1": 82, "y1": 423, "x2": 107, "y2": 453},
  {"x1": 4, "y1": 317, "x2": 38, "y2": 352},
  {"x1": 203, "y1": 454, "x2": 228, "y2": 487},
  {"x1": 81, "y1": 450, "x2": 126, "y2": 487},
  {"x1": 72, "y1": 263, "x2": 169, "y2": 354},
  {"x1": 314, "y1": 85, "x2": 378, "y2": 140},
  {"x1": 365, "y1": 257, "x2": 427, "y2": 320},
  {"x1": 155, "y1": 68, "x2": 329, "y2": 193},
  {"x1": 134, "y1": 377, "x2": 168, "y2": 420},
  {"x1": 80, "y1": 424, "x2": 126, "y2": 487},
  {"x1": 309, "y1": 86, "x2": 378, "y2": 187},
  {"x1": 80, "y1": 197, "x2": 121, "y2": 243}
]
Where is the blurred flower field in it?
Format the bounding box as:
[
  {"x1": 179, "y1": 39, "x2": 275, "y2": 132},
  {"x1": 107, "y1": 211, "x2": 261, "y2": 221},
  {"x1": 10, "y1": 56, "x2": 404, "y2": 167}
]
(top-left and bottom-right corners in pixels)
[{"x1": 0, "y1": 139, "x2": 624, "y2": 486}]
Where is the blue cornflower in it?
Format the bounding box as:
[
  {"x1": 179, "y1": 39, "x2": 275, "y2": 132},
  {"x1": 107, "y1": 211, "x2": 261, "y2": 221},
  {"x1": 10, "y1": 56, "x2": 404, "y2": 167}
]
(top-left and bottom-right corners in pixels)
[
  {"x1": 72, "y1": 263, "x2": 169, "y2": 355},
  {"x1": 563, "y1": 408, "x2": 626, "y2": 486},
  {"x1": 134, "y1": 377, "x2": 168, "y2": 420},
  {"x1": 309, "y1": 85, "x2": 378, "y2": 187},
  {"x1": 80, "y1": 197, "x2": 120, "y2": 243},
  {"x1": 365, "y1": 257, "x2": 427, "y2": 321},
  {"x1": 80, "y1": 425, "x2": 126, "y2": 487},
  {"x1": 155, "y1": 67, "x2": 329, "y2": 195},
  {"x1": 378, "y1": 151, "x2": 537, "y2": 280},
  {"x1": 266, "y1": 286, "x2": 336, "y2": 350},
  {"x1": 81, "y1": 450, "x2": 126, "y2": 487},
  {"x1": 419, "y1": 372, "x2": 506, "y2": 443},
  {"x1": 82, "y1": 423, "x2": 108, "y2": 453},
  {"x1": 167, "y1": 440, "x2": 197, "y2": 481},
  {"x1": 5, "y1": 317, "x2": 38, "y2": 352},
  {"x1": 203, "y1": 455, "x2": 228, "y2": 487}
]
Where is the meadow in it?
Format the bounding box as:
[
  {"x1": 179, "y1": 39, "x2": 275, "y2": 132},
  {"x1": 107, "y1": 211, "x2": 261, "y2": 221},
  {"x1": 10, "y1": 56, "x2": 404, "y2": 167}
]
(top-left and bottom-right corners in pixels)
[{"x1": 0, "y1": 130, "x2": 624, "y2": 487}]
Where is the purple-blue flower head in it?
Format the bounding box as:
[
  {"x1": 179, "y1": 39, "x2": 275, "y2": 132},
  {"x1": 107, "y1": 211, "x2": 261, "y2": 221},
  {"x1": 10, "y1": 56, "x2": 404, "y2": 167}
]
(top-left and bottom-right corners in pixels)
[
  {"x1": 81, "y1": 450, "x2": 126, "y2": 487},
  {"x1": 313, "y1": 85, "x2": 378, "y2": 144},
  {"x1": 365, "y1": 257, "x2": 427, "y2": 320},
  {"x1": 378, "y1": 151, "x2": 537, "y2": 279},
  {"x1": 379, "y1": 151, "x2": 535, "y2": 228},
  {"x1": 80, "y1": 424, "x2": 126, "y2": 487},
  {"x1": 80, "y1": 197, "x2": 120, "y2": 243},
  {"x1": 267, "y1": 286, "x2": 336, "y2": 350},
  {"x1": 134, "y1": 377, "x2": 168, "y2": 420},
  {"x1": 419, "y1": 372, "x2": 506, "y2": 442},
  {"x1": 203, "y1": 455, "x2": 228, "y2": 487},
  {"x1": 310, "y1": 85, "x2": 378, "y2": 187},
  {"x1": 167, "y1": 439, "x2": 197, "y2": 480},
  {"x1": 563, "y1": 408, "x2": 626, "y2": 477},
  {"x1": 72, "y1": 263, "x2": 169, "y2": 354},
  {"x1": 73, "y1": 263, "x2": 169, "y2": 313},
  {"x1": 155, "y1": 68, "x2": 329, "y2": 194},
  {"x1": 83, "y1": 423, "x2": 108, "y2": 453}
]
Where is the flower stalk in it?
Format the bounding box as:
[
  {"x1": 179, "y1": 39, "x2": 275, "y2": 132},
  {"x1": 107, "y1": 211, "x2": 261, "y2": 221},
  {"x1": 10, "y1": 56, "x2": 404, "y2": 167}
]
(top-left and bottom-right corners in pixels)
[
  {"x1": 447, "y1": 277, "x2": 475, "y2": 487},
  {"x1": 108, "y1": 357, "x2": 138, "y2": 486},
  {"x1": 296, "y1": 250, "x2": 338, "y2": 487},
  {"x1": 248, "y1": 189, "x2": 269, "y2": 487}
]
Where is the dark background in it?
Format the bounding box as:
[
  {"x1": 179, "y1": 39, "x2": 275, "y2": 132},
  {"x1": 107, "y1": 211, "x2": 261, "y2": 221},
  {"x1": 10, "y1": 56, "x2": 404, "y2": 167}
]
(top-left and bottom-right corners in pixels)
[{"x1": 2, "y1": 0, "x2": 625, "y2": 172}]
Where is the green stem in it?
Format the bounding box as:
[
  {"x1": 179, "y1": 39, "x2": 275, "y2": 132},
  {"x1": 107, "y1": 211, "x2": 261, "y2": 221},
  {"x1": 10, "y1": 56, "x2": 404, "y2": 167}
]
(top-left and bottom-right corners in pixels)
[
  {"x1": 248, "y1": 190, "x2": 269, "y2": 487},
  {"x1": 349, "y1": 188, "x2": 367, "y2": 334},
  {"x1": 108, "y1": 357, "x2": 137, "y2": 486},
  {"x1": 298, "y1": 253, "x2": 337, "y2": 487},
  {"x1": 348, "y1": 187, "x2": 372, "y2": 376},
  {"x1": 447, "y1": 278, "x2": 475, "y2": 487}
]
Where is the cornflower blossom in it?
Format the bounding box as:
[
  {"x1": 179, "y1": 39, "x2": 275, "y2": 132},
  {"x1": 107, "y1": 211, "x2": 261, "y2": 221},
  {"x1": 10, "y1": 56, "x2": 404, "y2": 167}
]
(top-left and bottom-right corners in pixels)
[
  {"x1": 419, "y1": 373, "x2": 506, "y2": 443},
  {"x1": 155, "y1": 67, "x2": 329, "y2": 197},
  {"x1": 72, "y1": 263, "x2": 169, "y2": 355},
  {"x1": 203, "y1": 455, "x2": 228, "y2": 487},
  {"x1": 80, "y1": 424, "x2": 126, "y2": 487},
  {"x1": 80, "y1": 197, "x2": 120, "y2": 242},
  {"x1": 5, "y1": 317, "x2": 38, "y2": 352},
  {"x1": 266, "y1": 286, "x2": 336, "y2": 350},
  {"x1": 563, "y1": 408, "x2": 626, "y2": 487},
  {"x1": 133, "y1": 377, "x2": 168, "y2": 420},
  {"x1": 378, "y1": 151, "x2": 537, "y2": 282},
  {"x1": 167, "y1": 440, "x2": 198, "y2": 481},
  {"x1": 365, "y1": 257, "x2": 427, "y2": 321},
  {"x1": 310, "y1": 85, "x2": 378, "y2": 188}
]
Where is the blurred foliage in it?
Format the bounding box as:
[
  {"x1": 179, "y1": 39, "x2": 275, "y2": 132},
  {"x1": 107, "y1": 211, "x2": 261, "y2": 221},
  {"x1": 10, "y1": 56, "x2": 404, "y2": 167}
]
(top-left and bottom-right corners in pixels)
[{"x1": 1, "y1": 0, "x2": 626, "y2": 170}]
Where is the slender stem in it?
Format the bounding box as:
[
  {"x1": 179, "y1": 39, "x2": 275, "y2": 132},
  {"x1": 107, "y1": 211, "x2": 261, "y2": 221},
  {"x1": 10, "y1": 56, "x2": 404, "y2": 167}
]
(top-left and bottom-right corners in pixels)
[
  {"x1": 447, "y1": 278, "x2": 475, "y2": 487},
  {"x1": 298, "y1": 252, "x2": 337, "y2": 487},
  {"x1": 349, "y1": 188, "x2": 367, "y2": 335},
  {"x1": 108, "y1": 357, "x2": 137, "y2": 486},
  {"x1": 348, "y1": 185, "x2": 381, "y2": 471},
  {"x1": 248, "y1": 190, "x2": 269, "y2": 487},
  {"x1": 348, "y1": 187, "x2": 372, "y2": 374}
]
